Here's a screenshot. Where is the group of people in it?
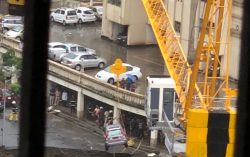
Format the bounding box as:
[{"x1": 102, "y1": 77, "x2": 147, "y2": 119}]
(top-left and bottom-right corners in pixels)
[
  {"x1": 49, "y1": 86, "x2": 75, "y2": 109},
  {"x1": 119, "y1": 78, "x2": 136, "y2": 92},
  {"x1": 88, "y1": 104, "x2": 114, "y2": 128}
]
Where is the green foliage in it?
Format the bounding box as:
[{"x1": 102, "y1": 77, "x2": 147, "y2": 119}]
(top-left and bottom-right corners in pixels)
[
  {"x1": 10, "y1": 83, "x2": 21, "y2": 94},
  {"x1": 2, "y1": 49, "x2": 22, "y2": 70}
]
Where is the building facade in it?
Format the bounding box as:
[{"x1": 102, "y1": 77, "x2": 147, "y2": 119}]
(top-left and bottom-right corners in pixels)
[{"x1": 101, "y1": 0, "x2": 243, "y2": 80}]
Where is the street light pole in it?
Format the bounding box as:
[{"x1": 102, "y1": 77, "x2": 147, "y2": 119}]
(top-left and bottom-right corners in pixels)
[{"x1": 3, "y1": 79, "x2": 10, "y2": 147}]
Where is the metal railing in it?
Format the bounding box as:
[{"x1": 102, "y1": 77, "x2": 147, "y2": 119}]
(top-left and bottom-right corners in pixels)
[{"x1": 0, "y1": 34, "x2": 145, "y2": 109}]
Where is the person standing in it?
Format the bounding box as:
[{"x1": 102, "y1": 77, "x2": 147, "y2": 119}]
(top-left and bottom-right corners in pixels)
[
  {"x1": 54, "y1": 87, "x2": 61, "y2": 106},
  {"x1": 104, "y1": 110, "x2": 109, "y2": 127},
  {"x1": 61, "y1": 90, "x2": 68, "y2": 106},
  {"x1": 138, "y1": 119, "x2": 144, "y2": 139},
  {"x1": 120, "y1": 78, "x2": 126, "y2": 89},
  {"x1": 49, "y1": 87, "x2": 55, "y2": 106},
  {"x1": 99, "y1": 107, "x2": 104, "y2": 127}
]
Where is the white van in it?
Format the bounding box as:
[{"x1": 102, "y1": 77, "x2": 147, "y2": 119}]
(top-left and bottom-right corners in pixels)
[
  {"x1": 1, "y1": 15, "x2": 23, "y2": 33},
  {"x1": 76, "y1": 7, "x2": 96, "y2": 23}
]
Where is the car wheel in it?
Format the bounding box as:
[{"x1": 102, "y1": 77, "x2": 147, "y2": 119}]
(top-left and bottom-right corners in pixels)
[
  {"x1": 78, "y1": 19, "x2": 83, "y2": 24},
  {"x1": 50, "y1": 17, "x2": 54, "y2": 22},
  {"x1": 105, "y1": 144, "x2": 109, "y2": 151},
  {"x1": 75, "y1": 65, "x2": 81, "y2": 71},
  {"x1": 15, "y1": 37, "x2": 21, "y2": 41},
  {"x1": 98, "y1": 62, "x2": 105, "y2": 69},
  {"x1": 133, "y1": 75, "x2": 138, "y2": 80},
  {"x1": 107, "y1": 78, "x2": 114, "y2": 84},
  {"x1": 63, "y1": 21, "x2": 66, "y2": 26}
]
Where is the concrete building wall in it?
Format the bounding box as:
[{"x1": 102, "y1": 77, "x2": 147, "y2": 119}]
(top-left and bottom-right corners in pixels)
[
  {"x1": 128, "y1": 0, "x2": 156, "y2": 45},
  {"x1": 101, "y1": 0, "x2": 156, "y2": 45},
  {"x1": 101, "y1": 0, "x2": 113, "y2": 39}
]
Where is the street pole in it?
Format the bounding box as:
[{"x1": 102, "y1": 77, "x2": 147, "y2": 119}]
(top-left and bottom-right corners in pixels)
[{"x1": 3, "y1": 79, "x2": 10, "y2": 147}]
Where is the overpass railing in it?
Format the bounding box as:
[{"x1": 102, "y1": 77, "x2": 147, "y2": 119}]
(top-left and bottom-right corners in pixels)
[{"x1": 0, "y1": 34, "x2": 145, "y2": 109}]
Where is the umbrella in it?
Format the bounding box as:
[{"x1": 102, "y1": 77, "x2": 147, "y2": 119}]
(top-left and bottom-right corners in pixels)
[{"x1": 126, "y1": 74, "x2": 136, "y2": 83}]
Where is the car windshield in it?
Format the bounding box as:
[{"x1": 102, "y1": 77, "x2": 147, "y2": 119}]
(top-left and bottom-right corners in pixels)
[
  {"x1": 65, "y1": 53, "x2": 77, "y2": 59},
  {"x1": 104, "y1": 66, "x2": 111, "y2": 72},
  {"x1": 67, "y1": 10, "x2": 77, "y2": 15},
  {"x1": 83, "y1": 10, "x2": 93, "y2": 14},
  {"x1": 108, "y1": 129, "x2": 121, "y2": 137},
  {"x1": 12, "y1": 26, "x2": 23, "y2": 32}
]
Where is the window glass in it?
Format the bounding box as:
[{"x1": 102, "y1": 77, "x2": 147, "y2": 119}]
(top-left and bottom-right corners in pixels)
[
  {"x1": 78, "y1": 47, "x2": 86, "y2": 51},
  {"x1": 108, "y1": 130, "x2": 121, "y2": 137},
  {"x1": 70, "y1": 47, "x2": 77, "y2": 52},
  {"x1": 54, "y1": 45, "x2": 66, "y2": 49},
  {"x1": 87, "y1": 55, "x2": 96, "y2": 59},
  {"x1": 67, "y1": 10, "x2": 77, "y2": 15},
  {"x1": 61, "y1": 10, "x2": 65, "y2": 14},
  {"x1": 64, "y1": 53, "x2": 77, "y2": 59},
  {"x1": 77, "y1": 10, "x2": 81, "y2": 13},
  {"x1": 83, "y1": 10, "x2": 93, "y2": 14},
  {"x1": 126, "y1": 66, "x2": 133, "y2": 71},
  {"x1": 81, "y1": 55, "x2": 88, "y2": 60},
  {"x1": 55, "y1": 10, "x2": 60, "y2": 13}
]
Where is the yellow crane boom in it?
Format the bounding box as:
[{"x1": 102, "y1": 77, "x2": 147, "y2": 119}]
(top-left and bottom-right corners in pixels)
[{"x1": 142, "y1": 0, "x2": 236, "y2": 119}]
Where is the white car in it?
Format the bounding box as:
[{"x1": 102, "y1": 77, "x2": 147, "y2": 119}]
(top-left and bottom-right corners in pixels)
[
  {"x1": 95, "y1": 63, "x2": 142, "y2": 84},
  {"x1": 48, "y1": 42, "x2": 67, "y2": 61},
  {"x1": 76, "y1": 7, "x2": 96, "y2": 23},
  {"x1": 61, "y1": 52, "x2": 107, "y2": 71},
  {"x1": 50, "y1": 8, "x2": 78, "y2": 26},
  {"x1": 48, "y1": 42, "x2": 96, "y2": 61},
  {"x1": 1, "y1": 15, "x2": 23, "y2": 33},
  {"x1": 89, "y1": 6, "x2": 103, "y2": 20},
  {"x1": 4, "y1": 25, "x2": 24, "y2": 41},
  {"x1": 64, "y1": 43, "x2": 96, "y2": 55}
]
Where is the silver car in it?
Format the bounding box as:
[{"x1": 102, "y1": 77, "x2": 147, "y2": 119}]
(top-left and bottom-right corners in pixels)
[
  {"x1": 61, "y1": 52, "x2": 106, "y2": 71},
  {"x1": 64, "y1": 43, "x2": 96, "y2": 55}
]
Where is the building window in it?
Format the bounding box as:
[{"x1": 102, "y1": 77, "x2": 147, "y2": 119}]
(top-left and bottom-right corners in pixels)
[
  {"x1": 108, "y1": 0, "x2": 121, "y2": 7},
  {"x1": 174, "y1": 21, "x2": 181, "y2": 33}
]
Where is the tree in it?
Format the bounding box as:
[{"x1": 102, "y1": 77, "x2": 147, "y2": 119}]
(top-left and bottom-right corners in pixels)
[
  {"x1": 10, "y1": 83, "x2": 21, "y2": 95},
  {"x1": 2, "y1": 49, "x2": 22, "y2": 70}
]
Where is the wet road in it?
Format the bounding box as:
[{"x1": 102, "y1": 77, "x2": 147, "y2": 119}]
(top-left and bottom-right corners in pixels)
[
  {"x1": 49, "y1": 22, "x2": 166, "y2": 94},
  {"x1": 0, "y1": 111, "x2": 148, "y2": 156}
]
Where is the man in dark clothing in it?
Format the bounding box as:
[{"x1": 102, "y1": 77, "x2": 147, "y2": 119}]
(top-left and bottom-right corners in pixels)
[
  {"x1": 98, "y1": 107, "x2": 105, "y2": 127},
  {"x1": 49, "y1": 87, "x2": 55, "y2": 106}
]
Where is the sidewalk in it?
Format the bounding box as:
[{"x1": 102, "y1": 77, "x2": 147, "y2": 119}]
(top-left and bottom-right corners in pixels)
[{"x1": 50, "y1": 105, "x2": 171, "y2": 156}]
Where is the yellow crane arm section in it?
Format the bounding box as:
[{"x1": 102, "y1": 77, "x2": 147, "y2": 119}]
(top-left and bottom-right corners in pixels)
[{"x1": 141, "y1": 0, "x2": 204, "y2": 110}]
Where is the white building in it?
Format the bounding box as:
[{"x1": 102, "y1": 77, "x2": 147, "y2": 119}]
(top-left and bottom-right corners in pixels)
[{"x1": 101, "y1": 0, "x2": 243, "y2": 80}]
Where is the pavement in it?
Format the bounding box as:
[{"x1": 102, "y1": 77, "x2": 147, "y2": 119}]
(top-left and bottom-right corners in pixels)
[{"x1": 50, "y1": 105, "x2": 172, "y2": 157}]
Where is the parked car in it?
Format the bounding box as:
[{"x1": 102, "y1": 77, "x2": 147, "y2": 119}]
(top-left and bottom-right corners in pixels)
[
  {"x1": 50, "y1": 8, "x2": 78, "y2": 26},
  {"x1": 76, "y1": 7, "x2": 96, "y2": 23},
  {"x1": 48, "y1": 42, "x2": 96, "y2": 62},
  {"x1": 63, "y1": 43, "x2": 96, "y2": 55},
  {"x1": 88, "y1": 6, "x2": 103, "y2": 20},
  {"x1": 103, "y1": 124, "x2": 128, "y2": 151},
  {"x1": 1, "y1": 15, "x2": 23, "y2": 33},
  {"x1": 4, "y1": 25, "x2": 24, "y2": 41},
  {"x1": 116, "y1": 32, "x2": 127, "y2": 44},
  {"x1": 95, "y1": 63, "x2": 142, "y2": 84},
  {"x1": 0, "y1": 89, "x2": 17, "y2": 107},
  {"x1": 61, "y1": 52, "x2": 106, "y2": 71}
]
